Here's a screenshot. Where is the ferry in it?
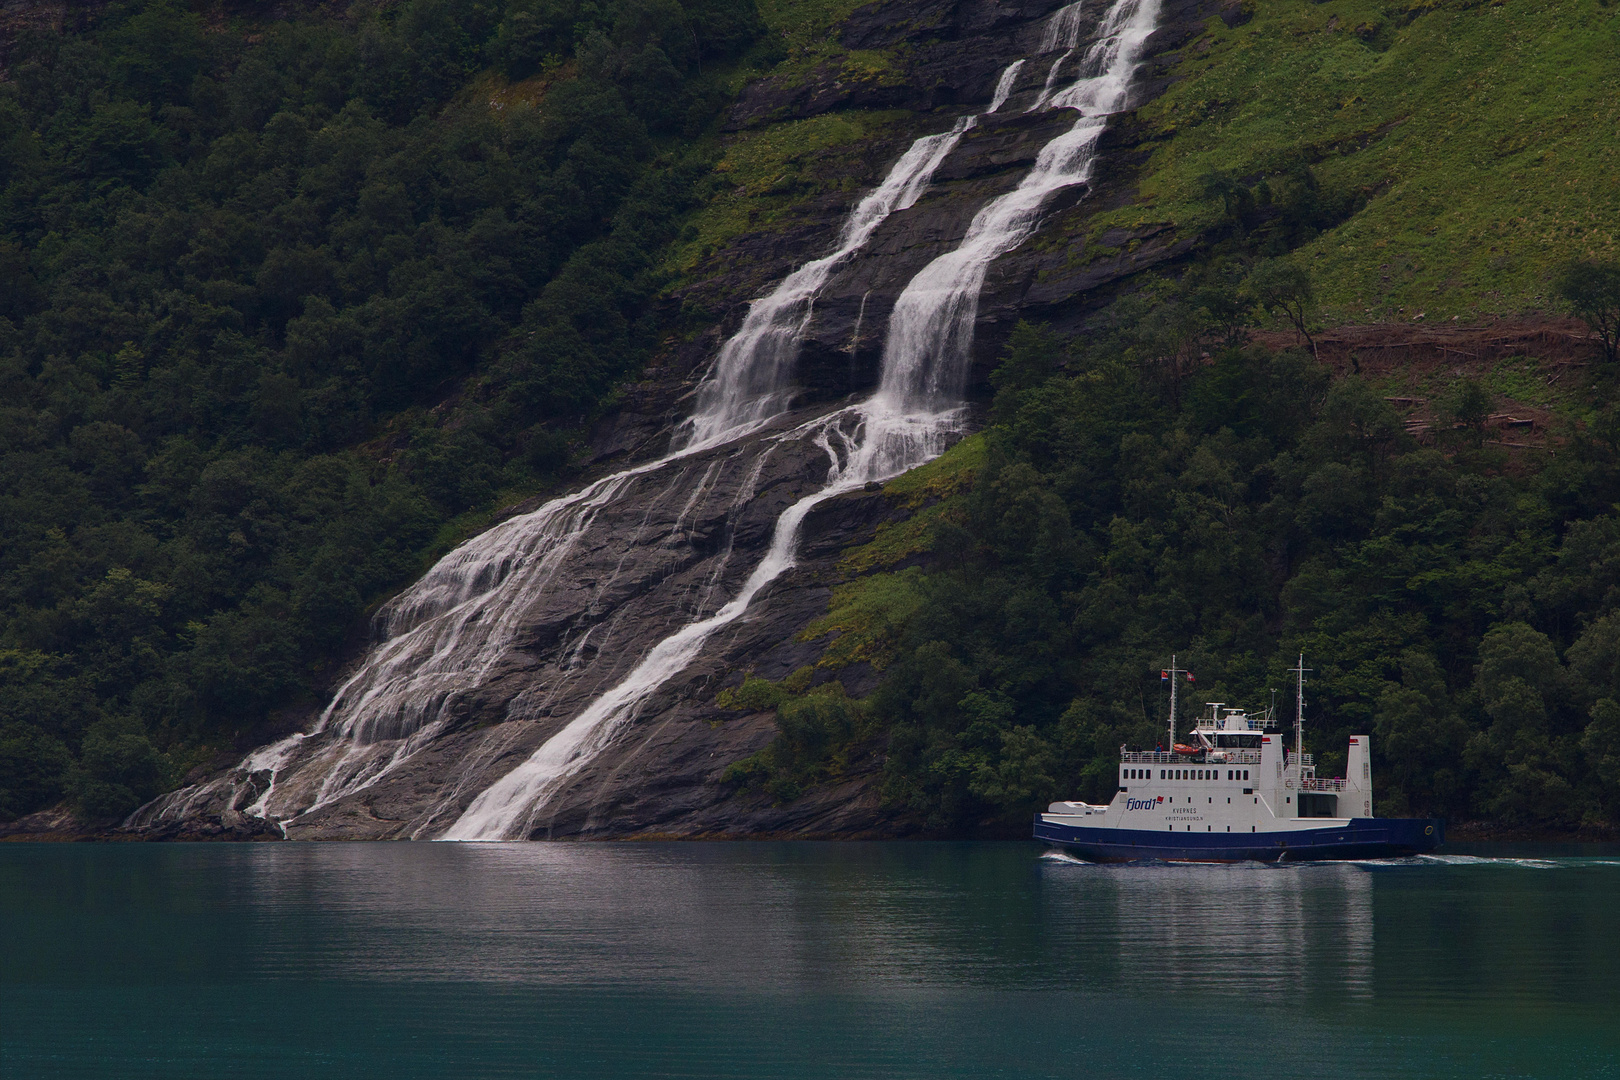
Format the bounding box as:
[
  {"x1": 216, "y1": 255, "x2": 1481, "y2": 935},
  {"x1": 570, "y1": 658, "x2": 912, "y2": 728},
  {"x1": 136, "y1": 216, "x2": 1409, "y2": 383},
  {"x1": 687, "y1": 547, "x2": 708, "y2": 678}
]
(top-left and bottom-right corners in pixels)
[{"x1": 1034, "y1": 656, "x2": 1443, "y2": 862}]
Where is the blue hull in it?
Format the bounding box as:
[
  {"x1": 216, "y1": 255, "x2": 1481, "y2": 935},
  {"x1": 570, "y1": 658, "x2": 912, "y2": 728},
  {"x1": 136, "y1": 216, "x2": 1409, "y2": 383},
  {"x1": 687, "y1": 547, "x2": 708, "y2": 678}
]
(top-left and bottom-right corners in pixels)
[{"x1": 1033, "y1": 816, "x2": 1443, "y2": 862}]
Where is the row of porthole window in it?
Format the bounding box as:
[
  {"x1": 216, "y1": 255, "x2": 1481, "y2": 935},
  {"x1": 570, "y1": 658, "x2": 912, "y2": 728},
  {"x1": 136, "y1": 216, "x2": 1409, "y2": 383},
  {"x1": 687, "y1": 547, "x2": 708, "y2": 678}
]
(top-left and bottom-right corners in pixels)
[{"x1": 1120, "y1": 768, "x2": 1251, "y2": 781}]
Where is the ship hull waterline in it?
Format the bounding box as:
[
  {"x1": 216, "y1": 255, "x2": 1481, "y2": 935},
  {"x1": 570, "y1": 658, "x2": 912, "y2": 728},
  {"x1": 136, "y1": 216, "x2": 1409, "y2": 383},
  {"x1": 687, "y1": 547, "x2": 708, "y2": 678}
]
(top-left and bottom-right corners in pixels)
[{"x1": 1033, "y1": 816, "x2": 1444, "y2": 863}]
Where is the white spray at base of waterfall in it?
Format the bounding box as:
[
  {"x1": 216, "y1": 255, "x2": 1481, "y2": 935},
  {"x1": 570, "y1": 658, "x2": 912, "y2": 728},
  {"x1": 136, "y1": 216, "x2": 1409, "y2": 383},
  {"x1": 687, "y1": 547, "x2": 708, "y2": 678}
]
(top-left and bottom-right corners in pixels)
[{"x1": 441, "y1": 0, "x2": 1161, "y2": 841}]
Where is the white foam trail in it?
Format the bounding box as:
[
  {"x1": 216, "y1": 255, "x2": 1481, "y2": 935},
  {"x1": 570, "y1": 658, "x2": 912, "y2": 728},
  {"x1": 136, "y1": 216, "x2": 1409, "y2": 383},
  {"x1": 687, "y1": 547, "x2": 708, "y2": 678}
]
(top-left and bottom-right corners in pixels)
[
  {"x1": 1414, "y1": 854, "x2": 1565, "y2": 869},
  {"x1": 441, "y1": 1, "x2": 1159, "y2": 840}
]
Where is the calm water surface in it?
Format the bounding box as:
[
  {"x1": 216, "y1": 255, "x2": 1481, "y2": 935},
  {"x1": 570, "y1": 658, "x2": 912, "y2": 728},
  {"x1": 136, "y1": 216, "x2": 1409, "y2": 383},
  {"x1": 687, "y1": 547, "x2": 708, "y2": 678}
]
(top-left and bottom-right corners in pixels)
[{"x1": 2, "y1": 841, "x2": 1617, "y2": 1078}]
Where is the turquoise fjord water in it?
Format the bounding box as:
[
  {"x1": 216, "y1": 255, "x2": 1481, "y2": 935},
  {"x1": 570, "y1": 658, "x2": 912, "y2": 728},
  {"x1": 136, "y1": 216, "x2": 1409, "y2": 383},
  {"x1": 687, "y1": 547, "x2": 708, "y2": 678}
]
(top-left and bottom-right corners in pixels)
[{"x1": 2, "y1": 843, "x2": 1618, "y2": 1079}]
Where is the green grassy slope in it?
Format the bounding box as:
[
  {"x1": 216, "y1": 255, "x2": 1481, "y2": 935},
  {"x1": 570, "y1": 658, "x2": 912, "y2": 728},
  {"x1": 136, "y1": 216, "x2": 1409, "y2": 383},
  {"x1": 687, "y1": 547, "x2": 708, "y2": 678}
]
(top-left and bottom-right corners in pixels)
[{"x1": 1088, "y1": 0, "x2": 1620, "y2": 319}]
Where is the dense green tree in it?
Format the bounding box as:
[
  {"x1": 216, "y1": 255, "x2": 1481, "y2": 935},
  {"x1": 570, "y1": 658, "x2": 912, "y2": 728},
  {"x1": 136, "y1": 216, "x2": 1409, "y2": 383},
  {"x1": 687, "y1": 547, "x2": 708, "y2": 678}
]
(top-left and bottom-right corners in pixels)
[{"x1": 1554, "y1": 259, "x2": 1620, "y2": 365}]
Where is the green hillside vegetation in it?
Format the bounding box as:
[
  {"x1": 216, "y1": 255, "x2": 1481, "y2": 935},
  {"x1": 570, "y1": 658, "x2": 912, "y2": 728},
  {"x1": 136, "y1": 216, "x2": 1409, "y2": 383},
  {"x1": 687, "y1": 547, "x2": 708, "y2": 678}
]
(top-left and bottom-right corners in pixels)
[
  {"x1": 1076, "y1": 0, "x2": 1620, "y2": 321},
  {"x1": 0, "y1": 0, "x2": 776, "y2": 821}
]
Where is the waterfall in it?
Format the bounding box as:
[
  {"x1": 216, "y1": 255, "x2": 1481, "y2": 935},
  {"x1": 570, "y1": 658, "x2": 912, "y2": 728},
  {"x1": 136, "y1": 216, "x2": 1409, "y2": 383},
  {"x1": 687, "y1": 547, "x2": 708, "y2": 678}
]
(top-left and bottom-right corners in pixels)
[
  {"x1": 1028, "y1": 1, "x2": 1088, "y2": 112},
  {"x1": 680, "y1": 116, "x2": 977, "y2": 449},
  {"x1": 129, "y1": 56, "x2": 1039, "y2": 836},
  {"x1": 443, "y1": 0, "x2": 1161, "y2": 841},
  {"x1": 884, "y1": 0, "x2": 1161, "y2": 410},
  {"x1": 129, "y1": 0, "x2": 1160, "y2": 840}
]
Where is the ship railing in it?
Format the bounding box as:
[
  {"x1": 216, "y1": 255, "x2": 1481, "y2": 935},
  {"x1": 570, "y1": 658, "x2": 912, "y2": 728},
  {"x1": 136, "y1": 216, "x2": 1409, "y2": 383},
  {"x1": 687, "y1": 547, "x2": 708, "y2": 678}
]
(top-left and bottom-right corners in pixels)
[
  {"x1": 1119, "y1": 750, "x2": 1264, "y2": 765},
  {"x1": 1119, "y1": 751, "x2": 1191, "y2": 764},
  {"x1": 1298, "y1": 777, "x2": 1347, "y2": 792}
]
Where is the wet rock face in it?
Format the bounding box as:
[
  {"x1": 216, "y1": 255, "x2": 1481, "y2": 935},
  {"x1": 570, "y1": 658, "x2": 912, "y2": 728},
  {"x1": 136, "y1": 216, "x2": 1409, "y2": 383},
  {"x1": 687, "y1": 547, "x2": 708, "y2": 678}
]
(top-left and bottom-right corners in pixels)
[
  {"x1": 685, "y1": 0, "x2": 1218, "y2": 424},
  {"x1": 132, "y1": 0, "x2": 1220, "y2": 842},
  {"x1": 130, "y1": 407, "x2": 916, "y2": 840}
]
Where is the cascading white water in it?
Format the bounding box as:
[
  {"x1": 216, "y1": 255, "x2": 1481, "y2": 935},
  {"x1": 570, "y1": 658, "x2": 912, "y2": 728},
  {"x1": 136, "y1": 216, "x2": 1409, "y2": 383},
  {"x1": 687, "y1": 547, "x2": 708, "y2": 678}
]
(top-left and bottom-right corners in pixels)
[
  {"x1": 131, "y1": 57, "x2": 1039, "y2": 836},
  {"x1": 1028, "y1": 1, "x2": 1088, "y2": 112},
  {"x1": 443, "y1": 0, "x2": 1162, "y2": 840},
  {"x1": 681, "y1": 117, "x2": 976, "y2": 449},
  {"x1": 883, "y1": 0, "x2": 1161, "y2": 410}
]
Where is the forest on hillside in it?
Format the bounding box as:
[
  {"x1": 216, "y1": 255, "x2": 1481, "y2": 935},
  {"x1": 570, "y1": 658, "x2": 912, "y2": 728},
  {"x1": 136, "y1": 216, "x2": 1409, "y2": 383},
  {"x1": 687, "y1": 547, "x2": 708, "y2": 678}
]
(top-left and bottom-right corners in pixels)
[{"x1": 0, "y1": 0, "x2": 768, "y2": 821}]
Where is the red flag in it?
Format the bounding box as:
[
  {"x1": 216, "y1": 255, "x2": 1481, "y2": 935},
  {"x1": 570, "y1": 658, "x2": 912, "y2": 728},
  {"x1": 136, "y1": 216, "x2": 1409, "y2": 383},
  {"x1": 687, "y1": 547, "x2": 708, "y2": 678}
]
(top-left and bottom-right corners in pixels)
[{"x1": 1186, "y1": 672, "x2": 1195, "y2": 683}]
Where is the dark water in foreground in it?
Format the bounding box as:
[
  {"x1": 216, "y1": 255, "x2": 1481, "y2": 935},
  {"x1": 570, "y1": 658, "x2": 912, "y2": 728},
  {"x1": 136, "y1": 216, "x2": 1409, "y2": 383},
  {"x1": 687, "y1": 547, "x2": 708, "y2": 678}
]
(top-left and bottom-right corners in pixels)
[{"x1": 2, "y1": 842, "x2": 1617, "y2": 1079}]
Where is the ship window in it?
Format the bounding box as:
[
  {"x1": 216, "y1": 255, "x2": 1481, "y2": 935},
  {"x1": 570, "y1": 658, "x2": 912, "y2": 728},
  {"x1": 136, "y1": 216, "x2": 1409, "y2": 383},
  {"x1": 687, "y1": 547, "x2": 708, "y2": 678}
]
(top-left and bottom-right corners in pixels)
[{"x1": 1243, "y1": 770, "x2": 1249, "y2": 780}]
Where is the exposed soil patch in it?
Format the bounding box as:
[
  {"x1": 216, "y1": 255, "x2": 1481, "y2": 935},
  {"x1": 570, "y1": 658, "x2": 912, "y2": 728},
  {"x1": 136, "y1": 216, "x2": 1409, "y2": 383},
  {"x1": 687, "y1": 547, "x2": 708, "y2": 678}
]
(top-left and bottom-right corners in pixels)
[{"x1": 1251, "y1": 316, "x2": 1601, "y2": 453}]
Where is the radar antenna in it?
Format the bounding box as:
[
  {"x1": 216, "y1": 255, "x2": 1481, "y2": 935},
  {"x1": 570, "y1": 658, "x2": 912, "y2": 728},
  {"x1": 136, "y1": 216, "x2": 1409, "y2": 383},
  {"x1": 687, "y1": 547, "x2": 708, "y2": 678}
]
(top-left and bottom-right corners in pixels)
[{"x1": 1287, "y1": 654, "x2": 1312, "y2": 762}]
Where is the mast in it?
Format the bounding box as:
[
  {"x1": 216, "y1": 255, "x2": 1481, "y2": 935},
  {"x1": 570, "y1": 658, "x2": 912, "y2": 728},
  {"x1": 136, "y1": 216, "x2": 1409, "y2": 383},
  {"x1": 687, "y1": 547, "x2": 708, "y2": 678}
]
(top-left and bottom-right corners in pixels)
[
  {"x1": 1288, "y1": 654, "x2": 1311, "y2": 762},
  {"x1": 1165, "y1": 654, "x2": 1188, "y2": 753}
]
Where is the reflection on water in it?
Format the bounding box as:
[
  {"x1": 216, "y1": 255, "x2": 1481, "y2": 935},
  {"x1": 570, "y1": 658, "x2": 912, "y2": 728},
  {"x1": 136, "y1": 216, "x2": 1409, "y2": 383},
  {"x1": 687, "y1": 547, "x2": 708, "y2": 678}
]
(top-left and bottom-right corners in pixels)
[
  {"x1": 234, "y1": 843, "x2": 1378, "y2": 999},
  {"x1": 1039, "y1": 855, "x2": 1375, "y2": 1004},
  {"x1": 3, "y1": 842, "x2": 1619, "y2": 1079}
]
